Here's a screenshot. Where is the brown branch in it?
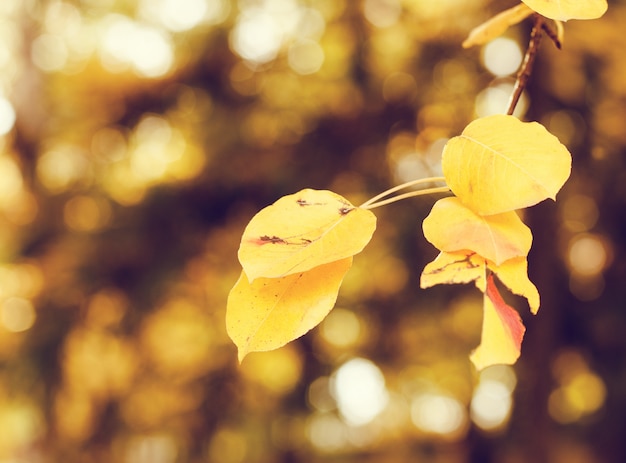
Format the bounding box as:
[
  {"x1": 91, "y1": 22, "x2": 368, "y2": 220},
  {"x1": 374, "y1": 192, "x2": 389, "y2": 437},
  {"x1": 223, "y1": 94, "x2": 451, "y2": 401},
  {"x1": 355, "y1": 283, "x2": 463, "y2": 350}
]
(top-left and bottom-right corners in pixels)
[
  {"x1": 541, "y1": 21, "x2": 562, "y2": 49},
  {"x1": 506, "y1": 14, "x2": 544, "y2": 116}
]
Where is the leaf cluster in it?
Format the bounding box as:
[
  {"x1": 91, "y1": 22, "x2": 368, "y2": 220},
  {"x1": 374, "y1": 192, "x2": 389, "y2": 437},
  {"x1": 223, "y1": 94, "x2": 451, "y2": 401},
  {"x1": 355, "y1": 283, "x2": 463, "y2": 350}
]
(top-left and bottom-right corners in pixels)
[{"x1": 226, "y1": 0, "x2": 607, "y2": 369}]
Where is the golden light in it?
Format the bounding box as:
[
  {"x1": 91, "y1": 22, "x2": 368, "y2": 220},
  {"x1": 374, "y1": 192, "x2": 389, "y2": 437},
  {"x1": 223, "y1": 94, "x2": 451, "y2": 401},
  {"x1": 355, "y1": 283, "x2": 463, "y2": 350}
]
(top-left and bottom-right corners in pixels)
[
  {"x1": 305, "y1": 412, "x2": 348, "y2": 451},
  {"x1": 482, "y1": 38, "x2": 523, "y2": 77},
  {"x1": 64, "y1": 195, "x2": 112, "y2": 232},
  {"x1": 288, "y1": 39, "x2": 325, "y2": 75},
  {"x1": 560, "y1": 194, "x2": 599, "y2": 233},
  {"x1": 129, "y1": 116, "x2": 183, "y2": 181},
  {"x1": 31, "y1": 34, "x2": 68, "y2": 72},
  {"x1": 140, "y1": 298, "x2": 213, "y2": 379},
  {"x1": 331, "y1": 357, "x2": 388, "y2": 426},
  {"x1": 0, "y1": 97, "x2": 16, "y2": 135},
  {"x1": 0, "y1": 398, "x2": 44, "y2": 455},
  {"x1": 99, "y1": 14, "x2": 174, "y2": 78},
  {"x1": 0, "y1": 155, "x2": 23, "y2": 200},
  {"x1": 544, "y1": 110, "x2": 586, "y2": 148},
  {"x1": 206, "y1": 0, "x2": 231, "y2": 25},
  {"x1": 475, "y1": 80, "x2": 528, "y2": 117},
  {"x1": 410, "y1": 393, "x2": 467, "y2": 437},
  {"x1": 230, "y1": 0, "x2": 325, "y2": 67},
  {"x1": 566, "y1": 232, "x2": 611, "y2": 301},
  {"x1": 62, "y1": 327, "x2": 138, "y2": 399},
  {"x1": 470, "y1": 365, "x2": 517, "y2": 431},
  {"x1": 567, "y1": 233, "x2": 609, "y2": 276},
  {"x1": 549, "y1": 350, "x2": 607, "y2": 424},
  {"x1": 363, "y1": 0, "x2": 402, "y2": 28},
  {"x1": 53, "y1": 389, "x2": 95, "y2": 442},
  {"x1": 382, "y1": 71, "x2": 418, "y2": 104},
  {"x1": 0, "y1": 297, "x2": 36, "y2": 333},
  {"x1": 230, "y1": 9, "x2": 285, "y2": 64},
  {"x1": 98, "y1": 114, "x2": 205, "y2": 199},
  {"x1": 0, "y1": 262, "x2": 44, "y2": 301},
  {"x1": 208, "y1": 427, "x2": 248, "y2": 463},
  {"x1": 319, "y1": 308, "x2": 362, "y2": 348},
  {"x1": 120, "y1": 380, "x2": 204, "y2": 430},
  {"x1": 85, "y1": 289, "x2": 127, "y2": 329},
  {"x1": 91, "y1": 127, "x2": 128, "y2": 162},
  {"x1": 240, "y1": 346, "x2": 303, "y2": 395},
  {"x1": 36, "y1": 145, "x2": 89, "y2": 193},
  {"x1": 140, "y1": 0, "x2": 209, "y2": 32},
  {"x1": 549, "y1": 372, "x2": 606, "y2": 424},
  {"x1": 123, "y1": 434, "x2": 178, "y2": 463},
  {"x1": 307, "y1": 376, "x2": 336, "y2": 412},
  {"x1": 470, "y1": 381, "x2": 512, "y2": 430}
]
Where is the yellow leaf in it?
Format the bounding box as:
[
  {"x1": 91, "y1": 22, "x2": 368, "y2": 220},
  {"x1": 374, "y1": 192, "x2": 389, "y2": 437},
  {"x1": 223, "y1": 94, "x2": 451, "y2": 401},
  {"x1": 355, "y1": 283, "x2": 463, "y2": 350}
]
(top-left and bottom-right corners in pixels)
[
  {"x1": 521, "y1": 0, "x2": 607, "y2": 21},
  {"x1": 470, "y1": 274, "x2": 526, "y2": 370},
  {"x1": 420, "y1": 251, "x2": 486, "y2": 289},
  {"x1": 238, "y1": 189, "x2": 376, "y2": 281},
  {"x1": 442, "y1": 115, "x2": 572, "y2": 216},
  {"x1": 463, "y1": 4, "x2": 534, "y2": 48},
  {"x1": 489, "y1": 257, "x2": 540, "y2": 314},
  {"x1": 422, "y1": 197, "x2": 532, "y2": 265},
  {"x1": 226, "y1": 258, "x2": 352, "y2": 362}
]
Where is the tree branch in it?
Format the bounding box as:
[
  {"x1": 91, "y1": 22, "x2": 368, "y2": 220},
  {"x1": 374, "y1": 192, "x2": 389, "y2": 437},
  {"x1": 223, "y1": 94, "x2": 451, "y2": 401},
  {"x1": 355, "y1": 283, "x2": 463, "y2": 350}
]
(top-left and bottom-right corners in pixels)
[{"x1": 506, "y1": 14, "x2": 544, "y2": 116}]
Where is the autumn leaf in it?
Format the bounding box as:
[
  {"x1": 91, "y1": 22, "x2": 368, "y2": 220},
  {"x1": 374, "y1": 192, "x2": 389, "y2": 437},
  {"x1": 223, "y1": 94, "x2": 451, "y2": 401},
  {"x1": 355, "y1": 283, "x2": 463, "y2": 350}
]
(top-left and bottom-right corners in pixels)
[
  {"x1": 238, "y1": 189, "x2": 376, "y2": 282},
  {"x1": 422, "y1": 197, "x2": 532, "y2": 265},
  {"x1": 226, "y1": 258, "x2": 352, "y2": 362},
  {"x1": 521, "y1": 0, "x2": 607, "y2": 21},
  {"x1": 470, "y1": 274, "x2": 526, "y2": 370},
  {"x1": 489, "y1": 256, "x2": 540, "y2": 314},
  {"x1": 442, "y1": 115, "x2": 571, "y2": 216},
  {"x1": 420, "y1": 251, "x2": 487, "y2": 289},
  {"x1": 463, "y1": 3, "x2": 534, "y2": 48}
]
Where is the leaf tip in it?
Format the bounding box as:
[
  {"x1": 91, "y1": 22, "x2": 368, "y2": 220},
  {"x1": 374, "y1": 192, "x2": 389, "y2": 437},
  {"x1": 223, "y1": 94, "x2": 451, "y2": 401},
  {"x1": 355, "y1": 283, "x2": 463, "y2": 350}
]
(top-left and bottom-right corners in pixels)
[
  {"x1": 237, "y1": 348, "x2": 249, "y2": 364},
  {"x1": 470, "y1": 350, "x2": 520, "y2": 371}
]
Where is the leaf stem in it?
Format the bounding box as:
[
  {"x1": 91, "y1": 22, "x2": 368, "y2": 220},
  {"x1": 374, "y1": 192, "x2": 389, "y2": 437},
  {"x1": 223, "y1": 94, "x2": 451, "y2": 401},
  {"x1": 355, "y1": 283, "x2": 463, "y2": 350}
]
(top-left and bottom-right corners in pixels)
[
  {"x1": 506, "y1": 14, "x2": 544, "y2": 116},
  {"x1": 360, "y1": 176, "x2": 446, "y2": 208},
  {"x1": 360, "y1": 177, "x2": 449, "y2": 210}
]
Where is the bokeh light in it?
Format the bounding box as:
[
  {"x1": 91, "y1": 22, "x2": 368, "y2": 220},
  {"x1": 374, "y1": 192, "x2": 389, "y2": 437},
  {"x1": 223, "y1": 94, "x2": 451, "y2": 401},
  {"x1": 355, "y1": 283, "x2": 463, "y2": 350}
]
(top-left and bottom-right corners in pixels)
[
  {"x1": 470, "y1": 365, "x2": 517, "y2": 431},
  {"x1": 99, "y1": 14, "x2": 174, "y2": 77},
  {"x1": 0, "y1": 297, "x2": 35, "y2": 332},
  {"x1": 567, "y1": 233, "x2": 609, "y2": 276},
  {"x1": 0, "y1": 1, "x2": 622, "y2": 461},
  {"x1": 475, "y1": 80, "x2": 528, "y2": 117},
  {"x1": 482, "y1": 38, "x2": 523, "y2": 77},
  {"x1": 560, "y1": 194, "x2": 599, "y2": 232},
  {"x1": 140, "y1": 0, "x2": 209, "y2": 32},
  {"x1": 549, "y1": 350, "x2": 606, "y2": 423},
  {"x1": 363, "y1": 0, "x2": 402, "y2": 28},
  {"x1": 411, "y1": 392, "x2": 467, "y2": 436},
  {"x1": 319, "y1": 308, "x2": 363, "y2": 348},
  {"x1": 0, "y1": 97, "x2": 16, "y2": 135},
  {"x1": 331, "y1": 357, "x2": 388, "y2": 426}
]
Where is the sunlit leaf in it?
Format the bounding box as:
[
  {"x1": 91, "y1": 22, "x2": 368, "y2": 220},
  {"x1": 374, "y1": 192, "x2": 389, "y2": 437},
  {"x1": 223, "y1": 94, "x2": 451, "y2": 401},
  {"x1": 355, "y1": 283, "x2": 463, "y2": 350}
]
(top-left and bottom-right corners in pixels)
[
  {"x1": 422, "y1": 197, "x2": 532, "y2": 265},
  {"x1": 463, "y1": 4, "x2": 534, "y2": 48},
  {"x1": 420, "y1": 250, "x2": 486, "y2": 289},
  {"x1": 226, "y1": 257, "x2": 352, "y2": 362},
  {"x1": 521, "y1": 0, "x2": 607, "y2": 21},
  {"x1": 238, "y1": 189, "x2": 376, "y2": 281},
  {"x1": 489, "y1": 256, "x2": 540, "y2": 314},
  {"x1": 470, "y1": 274, "x2": 526, "y2": 370},
  {"x1": 442, "y1": 115, "x2": 572, "y2": 216}
]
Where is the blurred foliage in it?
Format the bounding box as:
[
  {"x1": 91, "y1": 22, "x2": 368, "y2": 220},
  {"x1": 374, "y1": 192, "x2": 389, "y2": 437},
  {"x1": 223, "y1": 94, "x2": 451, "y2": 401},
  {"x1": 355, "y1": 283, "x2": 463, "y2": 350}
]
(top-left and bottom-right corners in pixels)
[{"x1": 0, "y1": 0, "x2": 625, "y2": 462}]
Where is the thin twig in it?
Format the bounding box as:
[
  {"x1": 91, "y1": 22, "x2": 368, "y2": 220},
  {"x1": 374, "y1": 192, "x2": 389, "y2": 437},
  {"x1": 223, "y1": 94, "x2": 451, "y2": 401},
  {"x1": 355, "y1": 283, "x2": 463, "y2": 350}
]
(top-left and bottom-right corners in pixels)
[
  {"x1": 359, "y1": 176, "x2": 446, "y2": 208},
  {"x1": 361, "y1": 186, "x2": 451, "y2": 210},
  {"x1": 541, "y1": 21, "x2": 562, "y2": 49},
  {"x1": 506, "y1": 14, "x2": 544, "y2": 116}
]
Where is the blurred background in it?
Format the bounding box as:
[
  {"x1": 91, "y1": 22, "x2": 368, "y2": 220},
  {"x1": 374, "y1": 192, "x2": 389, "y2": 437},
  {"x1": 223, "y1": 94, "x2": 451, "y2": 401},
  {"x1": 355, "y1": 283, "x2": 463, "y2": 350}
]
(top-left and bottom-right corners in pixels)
[{"x1": 0, "y1": 0, "x2": 625, "y2": 462}]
